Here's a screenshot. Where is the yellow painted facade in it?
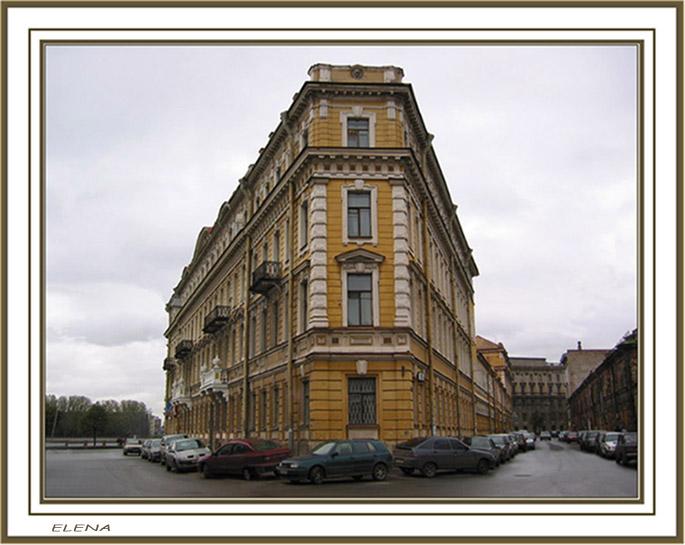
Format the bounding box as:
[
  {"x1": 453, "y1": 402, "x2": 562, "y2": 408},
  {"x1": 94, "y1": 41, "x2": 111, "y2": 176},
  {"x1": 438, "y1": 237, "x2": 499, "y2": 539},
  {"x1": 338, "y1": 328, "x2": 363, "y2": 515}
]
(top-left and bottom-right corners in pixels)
[{"x1": 163, "y1": 64, "x2": 508, "y2": 453}]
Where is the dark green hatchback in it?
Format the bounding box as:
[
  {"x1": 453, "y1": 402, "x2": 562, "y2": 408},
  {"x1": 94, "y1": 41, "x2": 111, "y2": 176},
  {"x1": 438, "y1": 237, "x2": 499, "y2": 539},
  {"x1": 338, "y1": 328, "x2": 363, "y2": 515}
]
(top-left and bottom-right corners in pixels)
[{"x1": 276, "y1": 439, "x2": 393, "y2": 484}]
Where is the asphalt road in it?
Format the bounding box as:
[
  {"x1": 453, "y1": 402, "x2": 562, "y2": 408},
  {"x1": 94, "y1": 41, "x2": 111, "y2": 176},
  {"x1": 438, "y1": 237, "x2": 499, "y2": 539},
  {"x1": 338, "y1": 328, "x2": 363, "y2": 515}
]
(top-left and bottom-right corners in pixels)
[{"x1": 45, "y1": 439, "x2": 637, "y2": 499}]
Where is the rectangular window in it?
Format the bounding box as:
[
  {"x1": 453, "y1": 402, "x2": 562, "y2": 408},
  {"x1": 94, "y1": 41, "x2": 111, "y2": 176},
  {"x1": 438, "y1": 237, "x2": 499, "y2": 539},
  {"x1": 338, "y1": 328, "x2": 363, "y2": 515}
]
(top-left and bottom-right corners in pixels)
[
  {"x1": 273, "y1": 231, "x2": 281, "y2": 263},
  {"x1": 272, "y1": 300, "x2": 279, "y2": 346},
  {"x1": 347, "y1": 118, "x2": 369, "y2": 147},
  {"x1": 261, "y1": 390, "x2": 268, "y2": 429},
  {"x1": 299, "y1": 279, "x2": 308, "y2": 332},
  {"x1": 347, "y1": 192, "x2": 371, "y2": 238},
  {"x1": 347, "y1": 273, "x2": 372, "y2": 326},
  {"x1": 249, "y1": 392, "x2": 256, "y2": 430},
  {"x1": 273, "y1": 386, "x2": 280, "y2": 428},
  {"x1": 261, "y1": 308, "x2": 267, "y2": 353},
  {"x1": 302, "y1": 381, "x2": 310, "y2": 426},
  {"x1": 348, "y1": 377, "x2": 376, "y2": 425},
  {"x1": 299, "y1": 201, "x2": 309, "y2": 250}
]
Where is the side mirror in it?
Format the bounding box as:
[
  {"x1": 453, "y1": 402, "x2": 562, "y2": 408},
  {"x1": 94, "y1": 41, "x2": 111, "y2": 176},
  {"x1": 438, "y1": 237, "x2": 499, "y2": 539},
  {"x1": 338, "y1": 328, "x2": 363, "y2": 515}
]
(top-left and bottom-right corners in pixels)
[{"x1": 331, "y1": 451, "x2": 339, "y2": 458}]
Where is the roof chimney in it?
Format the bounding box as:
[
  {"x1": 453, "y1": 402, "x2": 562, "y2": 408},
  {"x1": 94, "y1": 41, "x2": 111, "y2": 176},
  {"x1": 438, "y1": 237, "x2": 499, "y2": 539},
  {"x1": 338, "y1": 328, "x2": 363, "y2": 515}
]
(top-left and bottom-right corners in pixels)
[{"x1": 577, "y1": 341, "x2": 583, "y2": 350}]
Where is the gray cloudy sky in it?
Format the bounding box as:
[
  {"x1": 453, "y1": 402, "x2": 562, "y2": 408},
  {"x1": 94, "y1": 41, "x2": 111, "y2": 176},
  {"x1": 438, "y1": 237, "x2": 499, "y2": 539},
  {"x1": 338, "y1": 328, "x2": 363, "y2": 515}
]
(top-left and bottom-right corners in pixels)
[{"x1": 46, "y1": 45, "x2": 637, "y2": 417}]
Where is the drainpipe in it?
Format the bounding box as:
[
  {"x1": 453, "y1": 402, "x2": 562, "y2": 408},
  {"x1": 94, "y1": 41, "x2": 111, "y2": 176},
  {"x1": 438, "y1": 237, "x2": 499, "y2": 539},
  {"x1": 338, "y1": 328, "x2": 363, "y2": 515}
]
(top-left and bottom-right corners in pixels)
[
  {"x1": 241, "y1": 184, "x2": 253, "y2": 438},
  {"x1": 286, "y1": 179, "x2": 296, "y2": 452},
  {"x1": 450, "y1": 255, "x2": 462, "y2": 436},
  {"x1": 421, "y1": 199, "x2": 436, "y2": 435}
]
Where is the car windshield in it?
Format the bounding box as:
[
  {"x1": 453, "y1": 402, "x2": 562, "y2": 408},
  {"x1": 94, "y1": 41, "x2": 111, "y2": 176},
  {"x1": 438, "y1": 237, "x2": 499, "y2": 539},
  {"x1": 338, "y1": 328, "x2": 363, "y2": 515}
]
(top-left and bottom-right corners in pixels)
[
  {"x1": 471, "y1": 438, "x2": 490, "y2": 449},
  {"x1": 311, "y1": 442, "x2": 336, "y2": 456},
  {"x1": 605, "y1": 433, "x2": 621, "y2": 441},
  {"x1": 252, "y1": 440, "x2": 280, "y2": 452},
  {"x1": 151, "y1": 439, "x2": 161, "y2": 447},
  {"x1": 624, "y1": 433, "x2": 637, "y2": 444},
  {"x1": 174, "y1": 439, "x2": 205, "y2": 451},
  {"x1": 125, "y1": 439, "x2": 141, "y2": 445},
  {"x1": 490, "y1": 436, "x2": 505, "y2": 445},
  {"x1": 524, "y1": 433, "x2": 535, "y2": 439}
]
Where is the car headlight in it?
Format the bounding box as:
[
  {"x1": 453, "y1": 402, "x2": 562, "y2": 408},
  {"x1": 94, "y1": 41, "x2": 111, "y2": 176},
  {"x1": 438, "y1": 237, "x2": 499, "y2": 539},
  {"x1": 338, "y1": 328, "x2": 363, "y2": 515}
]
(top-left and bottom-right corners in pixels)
[{"x1": 289, "y1": 463, "x2": 299, "y2": 468}]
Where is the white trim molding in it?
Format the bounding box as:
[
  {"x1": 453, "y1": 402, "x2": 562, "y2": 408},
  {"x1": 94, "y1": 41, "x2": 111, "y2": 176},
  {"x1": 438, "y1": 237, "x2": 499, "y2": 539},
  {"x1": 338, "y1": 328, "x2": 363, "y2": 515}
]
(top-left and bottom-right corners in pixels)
[
  {"x1": 341, "y1": 179, "x2": 378, "y2": 247},
  {"x1": 391, "y1": 180, "x2": 412, "y2": 328},
  {"x1": 309, "y1": 180, "x2": 329, "y2": 328}
]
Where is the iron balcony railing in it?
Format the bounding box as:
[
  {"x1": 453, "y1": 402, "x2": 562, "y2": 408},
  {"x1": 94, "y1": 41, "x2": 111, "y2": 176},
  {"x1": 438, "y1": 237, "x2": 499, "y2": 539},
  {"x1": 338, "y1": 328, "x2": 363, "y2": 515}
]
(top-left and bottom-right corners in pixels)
[
  {"x1": 174, "y1": 340, "x2": 193, "y2": 359},
  {"x1": 163, "y1": 357, "x2": 176, "y2": 371},
  {"x1": 250, "y1": 261, "x2": 282, "y2": 294},
  {"x1": 203, "y1": 305, "x2": 231, "y2": 333}
]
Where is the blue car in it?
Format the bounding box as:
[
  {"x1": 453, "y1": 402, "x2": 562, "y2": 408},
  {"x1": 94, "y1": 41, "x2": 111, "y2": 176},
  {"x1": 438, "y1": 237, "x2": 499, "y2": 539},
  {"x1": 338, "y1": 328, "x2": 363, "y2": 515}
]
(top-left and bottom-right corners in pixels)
[{"x1": 276, "y1": 439, "x2": 392, "y2": 484}]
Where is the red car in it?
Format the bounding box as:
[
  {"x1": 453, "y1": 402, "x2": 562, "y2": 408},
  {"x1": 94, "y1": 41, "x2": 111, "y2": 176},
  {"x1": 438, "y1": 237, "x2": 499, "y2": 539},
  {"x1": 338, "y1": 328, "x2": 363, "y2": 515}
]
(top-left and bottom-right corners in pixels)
[{"x1": 198, "y1": 439, "x2": 291, "y2": 480}]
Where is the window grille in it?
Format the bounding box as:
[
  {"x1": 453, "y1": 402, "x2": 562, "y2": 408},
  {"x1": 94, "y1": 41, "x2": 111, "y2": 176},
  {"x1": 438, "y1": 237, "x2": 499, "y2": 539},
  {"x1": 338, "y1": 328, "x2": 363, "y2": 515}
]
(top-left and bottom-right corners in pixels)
[{"x1": 348, "y1": 377, "x2": 376, "y2": 425}]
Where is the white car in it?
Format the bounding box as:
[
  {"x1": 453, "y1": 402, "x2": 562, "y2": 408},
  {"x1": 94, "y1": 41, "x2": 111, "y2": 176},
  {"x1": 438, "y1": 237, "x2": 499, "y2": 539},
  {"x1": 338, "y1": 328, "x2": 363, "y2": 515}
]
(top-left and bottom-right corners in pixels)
[
  {"x1": 159, "y1": 433, "x2": 189, "y2": 465},
  {"x1": 165, "y1": 438, "x2": 210, "y2": 473}
]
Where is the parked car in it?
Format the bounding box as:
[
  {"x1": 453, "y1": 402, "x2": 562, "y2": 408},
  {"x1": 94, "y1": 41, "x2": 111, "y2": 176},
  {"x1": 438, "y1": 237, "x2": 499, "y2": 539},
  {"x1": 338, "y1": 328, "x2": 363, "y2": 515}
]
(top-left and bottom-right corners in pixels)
[
  {"x1": 488, "y1": 434, "x2": 514, "y2": 461},
  {"x1": 199, "y1": 439, "x2": 291, "y2": 480},
  {"x1": 392, "y1": 436, "x2": 496, "y2": 478},
  {"x1": 159, "y1": 433, "x2": 189, "y2": 465},
  {"x1": 523, "y1": 432, "x2": 536, "y2": 450},
  {"x1": 145, "y1": 438, "x2": 162, "y2": 462},
  {"x1": 598, "y1": 432, "x2": 623, "y2": 459},
  {"x1": 464, "y1": 436, "x2": 503, "y2": 465},
  {"x1": 581, "y1": 430, "x2": 602, "y2": 452},
  {"x1": 164, "y1": 438, "x2": 210, "y2": 473},
  {"x1": 122, "y1": 438, "x2": 143, "y2": 456},
  {"x1": 558, "y1": 431, "x2": 568, "y2": 441},
  {"x1": 565, "y1": 431, "x2": 579, "y2": 443},
  {"x1": 615, "y1": 432, "x2": 638, "y2": 465},
  {"x1": 511, "y1": 432, "x2": 527, "y2": 452},
  {"x1": 551, "y1": 430, "x2": 559, "y2": 438},
  {"x1": 577, "y1": 430, "x2": 589, "y2": 445},
  {"x1": 505, "y1": 433, "x2": 519, "y2": 455},
  {"x1": 539, "y1": 431, "x2": 552, "y2": 441},
  {"x1": 141, "y1": 439, "x2": 152, "y2": 459},
  {"x1": 276, "y1": 439, "x2": 392, "y2": 484}
]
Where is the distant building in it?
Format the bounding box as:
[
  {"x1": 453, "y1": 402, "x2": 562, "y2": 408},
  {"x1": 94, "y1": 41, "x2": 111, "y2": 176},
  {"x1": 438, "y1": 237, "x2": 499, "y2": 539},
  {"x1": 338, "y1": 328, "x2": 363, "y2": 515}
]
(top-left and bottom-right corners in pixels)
[
  {"x1": 509, "y1": 357, "x2": 569, "y2": 432},
  {"x1": 475, "y1": 336, "x2": 514, "y2": 432},
  {"x1": 561, "y1": 342, "x2": 610, "y2": 395},
  {"x1": 568, "y1": 330, "x2": 638, "y2": 432},
  {"x1": 162, "y1": 64, "x2": 484, "y2": 452}
]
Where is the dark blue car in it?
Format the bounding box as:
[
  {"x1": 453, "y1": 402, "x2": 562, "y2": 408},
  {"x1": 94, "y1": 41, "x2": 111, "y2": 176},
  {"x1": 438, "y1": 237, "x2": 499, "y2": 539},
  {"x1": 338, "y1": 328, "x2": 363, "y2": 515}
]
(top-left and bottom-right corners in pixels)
[{"x1": 276, "y1": 439, "x2": 392, "y2": 484}]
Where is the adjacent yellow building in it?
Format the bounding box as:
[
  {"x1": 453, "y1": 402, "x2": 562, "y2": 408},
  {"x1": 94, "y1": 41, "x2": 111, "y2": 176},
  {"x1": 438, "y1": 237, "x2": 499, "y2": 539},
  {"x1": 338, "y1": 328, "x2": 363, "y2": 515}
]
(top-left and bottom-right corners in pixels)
[{"x1": 163, "y1": 64, "x2": 499, "y2": 452}]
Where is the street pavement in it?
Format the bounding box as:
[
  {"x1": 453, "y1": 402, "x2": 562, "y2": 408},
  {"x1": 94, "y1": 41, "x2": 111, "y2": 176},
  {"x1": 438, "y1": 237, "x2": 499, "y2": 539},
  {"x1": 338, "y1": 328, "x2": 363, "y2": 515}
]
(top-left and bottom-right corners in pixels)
[{"x1": 45, "y1": 439, "x2": 637, "y2": 498}]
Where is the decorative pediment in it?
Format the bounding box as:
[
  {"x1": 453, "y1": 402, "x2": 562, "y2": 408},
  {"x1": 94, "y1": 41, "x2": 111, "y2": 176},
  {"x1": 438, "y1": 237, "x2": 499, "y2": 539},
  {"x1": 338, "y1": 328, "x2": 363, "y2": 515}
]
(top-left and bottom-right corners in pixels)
[{"x1": 335, "y1": 248, "x2": 385, "y2": 264}]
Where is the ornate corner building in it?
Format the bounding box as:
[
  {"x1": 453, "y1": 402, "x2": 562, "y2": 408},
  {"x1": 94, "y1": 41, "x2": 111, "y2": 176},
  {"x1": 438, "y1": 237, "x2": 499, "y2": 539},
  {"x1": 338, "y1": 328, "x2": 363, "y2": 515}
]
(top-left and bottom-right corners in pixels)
[{"x1": 162, "y1": 64, "x2": 483, "y2": 452}]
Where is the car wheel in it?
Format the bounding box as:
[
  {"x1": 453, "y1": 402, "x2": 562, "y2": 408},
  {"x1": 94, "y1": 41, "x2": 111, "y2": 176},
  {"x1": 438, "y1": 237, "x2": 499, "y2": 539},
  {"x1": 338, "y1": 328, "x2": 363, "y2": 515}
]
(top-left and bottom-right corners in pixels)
[
  {"x1": 202, "y1": 464, "x2": 214, "y2": 479},
  {"x1": 421, "y1": 462, "x2": 437, "y2": 478},
  {"x1": 242, "y1": 468, "x2": 255, "y2": 481},
  {"x1": 166, "y1": 461, "x2": 171, "y2": 471},
  {"x1": 400, "y1": 467, "x2": 414, "y2": 476},
  {"x1": 616, "y1": 454, "x2": 623, "y2": 465},
  {"x1": 309, "y1": 466, "x2": 325, "y2": 484},
  {"x1": 477, "y1": 459, "x2": 490, "y2": 475},
  {"x1": 372, "y1": 463, "x2": 388, "y2": 481}
]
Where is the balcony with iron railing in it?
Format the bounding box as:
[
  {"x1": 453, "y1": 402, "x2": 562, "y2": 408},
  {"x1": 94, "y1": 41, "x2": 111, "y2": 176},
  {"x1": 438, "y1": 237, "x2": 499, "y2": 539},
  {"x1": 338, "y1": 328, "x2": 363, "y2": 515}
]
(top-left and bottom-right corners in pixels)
[
  {"x1": 174, "y1": 340, "x2": 193, "y2": 359},
  {"x1": 163, "y1": 357, "x2": 176, "y2": 371},
  {"x1": 250, "y1": 261, "x2": 282, "y2": 294},
  {"x1": 203, "y1": 305, "x2": 231, "y2": 334}
]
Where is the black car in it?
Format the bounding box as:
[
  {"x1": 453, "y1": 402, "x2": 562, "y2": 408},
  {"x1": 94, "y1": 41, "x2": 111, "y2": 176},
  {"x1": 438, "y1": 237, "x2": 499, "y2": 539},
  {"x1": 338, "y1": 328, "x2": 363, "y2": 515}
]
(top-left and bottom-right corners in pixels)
[
  {"x1": 276, "y1": 439, "x2": 392, "y2": 484},
  {"x1": 615, "y1": 432, "x2": 638, "y2": 465},
  {"x1": 464, "y1": 436, "x2": 503, "y2": 466},
  {"x1": 393, "y1": 437, "x2": 495, "y2": 477}
]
